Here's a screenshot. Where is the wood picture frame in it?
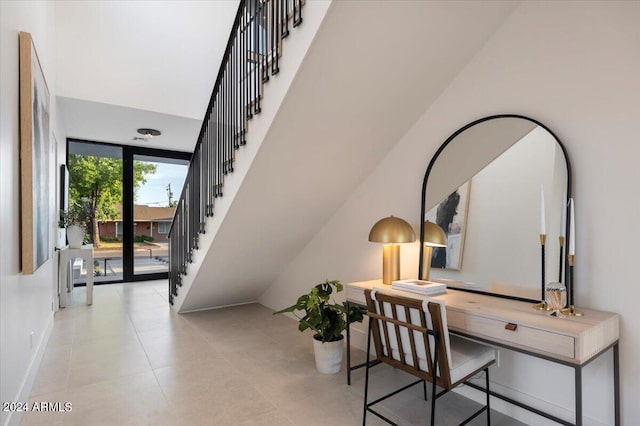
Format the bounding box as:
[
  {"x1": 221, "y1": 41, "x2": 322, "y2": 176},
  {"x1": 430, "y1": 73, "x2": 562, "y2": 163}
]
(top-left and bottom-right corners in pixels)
[{"x1": 20, "y1": 31, "x2": 51, "y2": 274}]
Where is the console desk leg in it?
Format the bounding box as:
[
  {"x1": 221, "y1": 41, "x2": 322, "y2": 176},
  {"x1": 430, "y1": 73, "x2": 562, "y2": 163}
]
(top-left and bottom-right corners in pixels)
[
  {"x1": 575, "y1": 366, "x2": 583, "y2": 426},
  {"x1": 346, "y1": 301, "x2": 352, "y2": 386},
  {"x1": 614, "y1": 343, "x2": 620, "y2": 426}
]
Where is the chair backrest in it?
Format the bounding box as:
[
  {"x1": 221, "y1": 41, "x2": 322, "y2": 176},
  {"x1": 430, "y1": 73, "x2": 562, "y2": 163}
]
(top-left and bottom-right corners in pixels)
[{"x1": 365, "y1": 288, "x2": 453, "y2": 387}]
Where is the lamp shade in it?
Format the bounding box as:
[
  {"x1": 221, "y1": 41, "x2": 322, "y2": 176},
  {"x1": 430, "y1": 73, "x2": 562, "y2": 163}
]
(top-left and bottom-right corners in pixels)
[
  {"x1": 368, "y1": 216, "x2": 416, "y2": 243},
  {"x1": 423, "y1": 221, "x2": 447, "y2": 247}
]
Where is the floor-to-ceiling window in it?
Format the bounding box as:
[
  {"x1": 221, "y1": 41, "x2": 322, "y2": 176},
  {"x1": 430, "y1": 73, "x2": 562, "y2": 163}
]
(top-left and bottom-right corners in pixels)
[{"x1": 67, "y1": 139, "x2": 190, "y2": 284}]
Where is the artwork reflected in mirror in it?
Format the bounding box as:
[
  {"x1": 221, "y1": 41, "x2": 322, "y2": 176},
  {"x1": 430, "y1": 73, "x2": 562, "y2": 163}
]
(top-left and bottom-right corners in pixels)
[
  {"x1": 420, "y1": 115, "x2": 569, "y2": 301},
  {"x1": 425, "y1": 180, "x2": 470, "y2": 271}
]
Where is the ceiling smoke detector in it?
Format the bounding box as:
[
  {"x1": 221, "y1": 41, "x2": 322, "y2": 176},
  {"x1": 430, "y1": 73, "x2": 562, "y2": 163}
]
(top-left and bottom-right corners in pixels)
[{"x1": 137, "y1": 128, "x2": 161, "y2": 137}]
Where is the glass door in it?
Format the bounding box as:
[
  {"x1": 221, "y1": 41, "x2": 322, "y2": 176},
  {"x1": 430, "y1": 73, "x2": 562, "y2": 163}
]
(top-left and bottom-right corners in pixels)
[
  {"x1": 132, "y1": 154, "x2": 188, "y2": 277},
  {"x1": 67, "y1": 141, "x2": 124, "y2": 283}
]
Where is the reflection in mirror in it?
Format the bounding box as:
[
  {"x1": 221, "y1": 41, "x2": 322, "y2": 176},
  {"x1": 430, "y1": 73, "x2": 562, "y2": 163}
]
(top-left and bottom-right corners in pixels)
[{"x1": 420, "y1": 116, "x2": 569, "y2": 301}]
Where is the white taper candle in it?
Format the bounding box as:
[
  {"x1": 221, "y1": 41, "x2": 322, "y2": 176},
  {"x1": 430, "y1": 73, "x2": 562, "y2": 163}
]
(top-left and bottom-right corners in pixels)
[{"x1": 540, "y1": 184, "x2": 546, "y2": 235}]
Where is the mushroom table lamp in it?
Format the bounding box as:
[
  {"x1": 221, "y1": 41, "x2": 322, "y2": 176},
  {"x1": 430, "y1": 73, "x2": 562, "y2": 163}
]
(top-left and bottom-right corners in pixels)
[
  {"x1": 422, "y1": 220, "x2": 447, "y2": 281},
  {"x1": 368, "y1": 216, "x2": 416, "y2": 284}
]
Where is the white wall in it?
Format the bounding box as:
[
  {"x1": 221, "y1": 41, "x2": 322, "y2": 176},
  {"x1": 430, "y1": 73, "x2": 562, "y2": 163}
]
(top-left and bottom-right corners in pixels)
[
  {"x1": 0, "y1": 2, "x2": 63, "y2": 425},
  {"x1": 260, "y1": 1, "x2": 640, "y2": 424}
]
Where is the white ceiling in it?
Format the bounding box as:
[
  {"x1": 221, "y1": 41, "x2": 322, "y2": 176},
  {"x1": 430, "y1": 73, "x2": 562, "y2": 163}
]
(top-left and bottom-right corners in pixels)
[
  {"x1": 55, "y1": 0, "x2": 239, "y2": 151},
  {"x1": 58, "y1": 97, "x2": 200, "y2": 152}
]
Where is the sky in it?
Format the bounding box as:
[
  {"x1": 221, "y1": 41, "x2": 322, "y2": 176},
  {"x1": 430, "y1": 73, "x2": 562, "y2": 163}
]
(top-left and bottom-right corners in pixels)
[{"x1": 135, "y1": 162, "x2": 188, "y2": 207}]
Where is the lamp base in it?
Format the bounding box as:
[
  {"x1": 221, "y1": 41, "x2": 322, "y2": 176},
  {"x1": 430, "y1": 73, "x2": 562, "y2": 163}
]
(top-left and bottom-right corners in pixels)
[
  {"x1": 560, "y1": 305, "x2": 584, "y2": 317},
  {"x1": 421, "y1": 246, "x2": 433, "y2": 281},
  {"x1": 382, "y1": 244, "x2": 400, "y2": 284},
  {"x1": 532, "y1": 301, "x2": 553, "y2": 311}
]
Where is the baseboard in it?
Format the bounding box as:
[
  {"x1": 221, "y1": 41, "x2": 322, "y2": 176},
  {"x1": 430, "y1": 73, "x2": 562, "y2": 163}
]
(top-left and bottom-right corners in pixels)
[
  {"x1": 455, "y1": 379, "x2": 608, "y2": 426},
  {"x1": 4, "y1": 314, "x2": 54, "y2": 426},
  {"x1": 179, "y1": 300, "x2": 258, "y2": 314},
  {"x1": 348, "y1": 326, "x2": 609, "y2": 426}
]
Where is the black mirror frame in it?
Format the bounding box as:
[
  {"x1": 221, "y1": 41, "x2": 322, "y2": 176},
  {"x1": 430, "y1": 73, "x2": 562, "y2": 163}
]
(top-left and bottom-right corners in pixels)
[{"x1": 418, "y1": 114, "x2": 572, "y2": 303}]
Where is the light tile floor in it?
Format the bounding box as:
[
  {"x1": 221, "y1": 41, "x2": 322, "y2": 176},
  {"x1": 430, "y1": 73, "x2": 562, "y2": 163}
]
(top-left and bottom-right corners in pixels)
[{"x1": 22, "y1": 281, "x2": 523, "y2": 425}]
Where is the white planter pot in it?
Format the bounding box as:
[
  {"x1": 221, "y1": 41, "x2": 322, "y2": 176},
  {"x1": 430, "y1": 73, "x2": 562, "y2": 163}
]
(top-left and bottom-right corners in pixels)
[
  {"x1": 67, "y1": 225, "x2": 85, "y2": 249},
  {"x1": 312, "y1": 335, "x2": 344, "y2": 374}
]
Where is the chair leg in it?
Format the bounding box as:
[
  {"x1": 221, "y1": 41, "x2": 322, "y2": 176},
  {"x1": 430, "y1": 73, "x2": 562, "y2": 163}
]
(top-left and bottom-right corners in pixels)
[
  {"x1": 362, "y1": 319, "x2": 373, "y2": 425},
  {"x1": 430, "y1": 379, "x2": 437, "y2": 426},
  {"x1": 485, "y1": 367, "x2": 491, "y2": 425},
  {"x1": 423, "y1": 380, "x2": 427, "y2": 401}
]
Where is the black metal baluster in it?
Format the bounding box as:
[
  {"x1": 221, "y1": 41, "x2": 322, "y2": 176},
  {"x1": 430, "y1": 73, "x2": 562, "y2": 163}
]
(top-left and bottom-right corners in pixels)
[
  {"x1": 198, "y1": 146, "x2": 202, "y2": 233},
  {"x1": 185, "y1": 180, "x2": 190, "y2": 264},
  {"x1": 262, "y1": 1, "x2": 269, "y2": 83},
  {"x1": 218, "y1": 90, "x2": 222, "y2": 194},
  {"x1": 228, "y1": 54, "x2": 232, "y2": 169},
  {"x1": 213, "y1": 95, "x2": 218, "y2": 197},
  {"x1": 222, "y1": 64, "x2": 226, "y2": 175},
  {"x1": 206, "y1": 116, "x2": 211, "y2": 216},
  {"x1": 207, "y1": 114, "x2": 213, "y2": 215},
  {"x1": 293, "y1": 0, "x2": 302, "y2": 27},
  {"x1": 272, "y1": 0, "x2": 279, "y2": 74},
  {"x1": 191, "y1": 159, "x2": 195, "y2": 252},
  {"x1": 246, "y1": 6, "x2": 253, "y2": 121},
  {"x1": 227, "y1": 58, "x2": 232, "y2": 172},
  {"x1": 232, "y1": 36, "x2": 237, "y2": 153},
  {"x1": 241, "y1": 6, "x2": 248, "y2": 144},
  {"x1": 225, "y1": 56, "x2": 228, "y2": 170},
  {"x1": 228, "y1": 42, "x2": 232, "y2": 166},
  {"x1": 282, "y1": 0, "x2": 289, "y2": 38},
  {"x1": 292, "y1": 0, "x2": 296, "y2": 28},
  {"x1": 240, "y1": 8, "x2": 246, "y2": 133},
  {"x1": 232, "y1": 36, "x2": 237, "y2": 158},
  {"x1": 201, "y1": 122, "x2": 207, "y2": 218},
  {"x1": 251, "y1": 0, "x2": 261, "y2": 114},
  {"x1": 252, "y1": 0, "x2": 257, "y2": 115}
]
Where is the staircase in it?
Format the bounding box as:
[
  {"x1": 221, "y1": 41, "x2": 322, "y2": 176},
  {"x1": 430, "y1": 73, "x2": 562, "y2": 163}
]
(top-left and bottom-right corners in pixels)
[
  {"x1": 170, "y1": 1, "x2": 519, "y2": 312},
  {"x1": 169, "y1": 0, "x2": 315, "y2": 307}
]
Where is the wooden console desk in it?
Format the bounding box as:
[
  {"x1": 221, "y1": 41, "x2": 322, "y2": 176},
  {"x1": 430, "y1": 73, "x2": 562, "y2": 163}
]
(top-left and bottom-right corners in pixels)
[
  {"x1": 58, "y1": 245, "x2": 94, "y2": 308},
  {"x1": 346, "y1": 280, "x2": 620, "y2": 426}
]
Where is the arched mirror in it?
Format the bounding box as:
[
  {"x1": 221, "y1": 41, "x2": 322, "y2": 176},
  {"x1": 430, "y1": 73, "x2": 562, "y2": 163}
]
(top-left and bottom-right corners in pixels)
[{"x1": 419, "y1": 115, "x2": 571, "y2": 302}]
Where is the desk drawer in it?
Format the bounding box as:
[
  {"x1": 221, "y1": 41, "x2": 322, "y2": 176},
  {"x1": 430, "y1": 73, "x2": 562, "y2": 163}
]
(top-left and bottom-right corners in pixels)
[
  {"x1": 347, "y1": 285, "x2": 367, "y2": 306},
  {"x1": 448, "y1": 310, "x2": 575, "y2": 359}
]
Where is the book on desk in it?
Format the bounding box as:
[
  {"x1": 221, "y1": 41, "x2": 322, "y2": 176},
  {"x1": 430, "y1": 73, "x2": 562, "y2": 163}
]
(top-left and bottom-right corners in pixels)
[{"x1": 390, "y1": 279, "x2": 446, "y2": 296}]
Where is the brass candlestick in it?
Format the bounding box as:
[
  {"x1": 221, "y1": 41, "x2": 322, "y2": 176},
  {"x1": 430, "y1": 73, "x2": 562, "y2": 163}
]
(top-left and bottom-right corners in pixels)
[
  {"x1": 533, "y1": 234, "x2": 552, "y2": 311},
  {"x1": 561, "y1": 254, "x2": 583, "y2": 316}
]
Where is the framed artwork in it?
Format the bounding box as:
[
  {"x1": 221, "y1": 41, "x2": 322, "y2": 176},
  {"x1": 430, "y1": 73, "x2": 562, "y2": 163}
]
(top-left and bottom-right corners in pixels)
[
  {"x1": 20, "y1": 32, "x2": 50, "y2": 274},
  {"x1": 425, "y1": 180, "x2": 471, "y2": 270}
]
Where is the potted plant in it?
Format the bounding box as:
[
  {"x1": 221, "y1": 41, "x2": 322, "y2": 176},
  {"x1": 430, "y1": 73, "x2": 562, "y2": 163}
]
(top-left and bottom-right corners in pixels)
[
  {"x1": 274, "y1": 279, "x2": 364, "y2": 374},
  {"x1": 58, "y1": 208, "x2": 86, "y2": 249}
]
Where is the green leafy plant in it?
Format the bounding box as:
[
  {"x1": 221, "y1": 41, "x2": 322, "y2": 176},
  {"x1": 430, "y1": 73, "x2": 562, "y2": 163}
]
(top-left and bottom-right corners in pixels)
[
  {"x1": 57, "y1": 207, "x2": 85, "y2": 229},
  {"x1": 274, "y1": 279, "x2": 364, "y2": 343}
]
